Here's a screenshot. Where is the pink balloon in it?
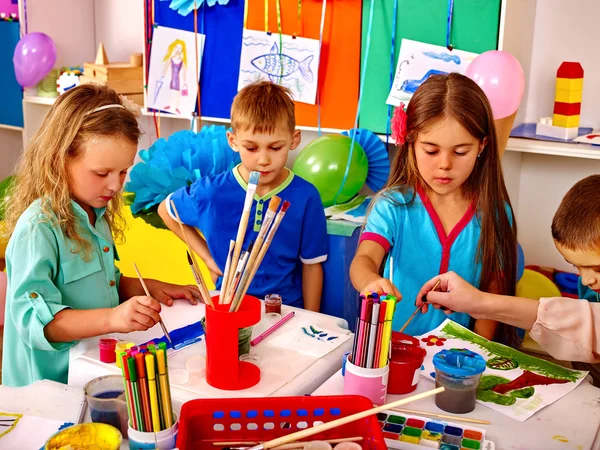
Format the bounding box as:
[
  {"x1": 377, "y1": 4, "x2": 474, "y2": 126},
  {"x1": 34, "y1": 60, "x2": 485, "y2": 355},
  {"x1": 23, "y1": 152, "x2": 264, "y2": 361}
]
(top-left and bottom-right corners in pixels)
[
  {"x1": 465, "y1": 50, "x2": 525, "y2": 120},
  {"x1": 13, "y1": 32, "x2": 57, "y2": 88}
]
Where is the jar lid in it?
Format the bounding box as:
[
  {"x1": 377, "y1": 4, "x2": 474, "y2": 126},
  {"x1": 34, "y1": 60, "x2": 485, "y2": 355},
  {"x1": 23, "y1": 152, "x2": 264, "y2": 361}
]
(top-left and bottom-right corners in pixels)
[{"x1": 432, "y1": 348, "x2": 486, "y2": 377}]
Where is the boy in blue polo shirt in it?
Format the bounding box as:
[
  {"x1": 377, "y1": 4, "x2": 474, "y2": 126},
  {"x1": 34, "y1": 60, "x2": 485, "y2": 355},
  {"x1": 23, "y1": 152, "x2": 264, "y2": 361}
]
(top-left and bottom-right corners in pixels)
[{"x1": 158, "y1": 81, "x2": 328, "y2": 310}]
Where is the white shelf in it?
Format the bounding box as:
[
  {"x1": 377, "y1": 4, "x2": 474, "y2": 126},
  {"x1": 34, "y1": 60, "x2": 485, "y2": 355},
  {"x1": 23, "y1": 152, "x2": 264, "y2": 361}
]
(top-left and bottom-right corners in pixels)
[
  {"x1": 505, "y1": 137, "x2": 600, "y2": 160},
  {"x1": 0, "y1": 124, "x2": 23, "y2": 131}
]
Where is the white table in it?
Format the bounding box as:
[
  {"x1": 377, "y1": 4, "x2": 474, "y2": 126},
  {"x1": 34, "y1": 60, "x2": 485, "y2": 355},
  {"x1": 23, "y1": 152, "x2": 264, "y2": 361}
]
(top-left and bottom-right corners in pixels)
[
  {"x1": 68, "y1": 300, "x2": 352, "y2": 403},
  {"x1": 313, "y1": 370, "x2": 600, "y2": 450}
]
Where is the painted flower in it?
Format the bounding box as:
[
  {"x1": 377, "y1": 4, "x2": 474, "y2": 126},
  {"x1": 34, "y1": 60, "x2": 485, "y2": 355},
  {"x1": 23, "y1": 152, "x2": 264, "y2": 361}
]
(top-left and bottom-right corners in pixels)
[{"x1": 421, "y1": 335, "x2": 447, "y2": 347}]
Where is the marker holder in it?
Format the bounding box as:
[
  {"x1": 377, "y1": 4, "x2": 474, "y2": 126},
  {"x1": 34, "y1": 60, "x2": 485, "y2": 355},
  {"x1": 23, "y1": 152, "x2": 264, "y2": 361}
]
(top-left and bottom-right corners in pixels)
[
  {"x1": 128, "y1": 414, "x2": 179, "y2": 449},
  {"x1": 205, "y1": 294, "x2": 261, "y2": 390},
  {"x1": 343, "y1": 357, "x2": 389, "y2": 406}
]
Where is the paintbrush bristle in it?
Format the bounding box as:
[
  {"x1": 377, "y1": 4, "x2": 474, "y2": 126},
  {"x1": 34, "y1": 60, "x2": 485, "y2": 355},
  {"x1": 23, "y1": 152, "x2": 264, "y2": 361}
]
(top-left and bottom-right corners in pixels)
[
  {"x1": 268, "y1": 196, "x2": 281, "y2": 212},
  {"x1": 246, "y1": 240, "x2": 254, "y2": 253},
  {"x1": 248, "y1": 171, "x2": 260, "y2": 185},
  {"x1": 186, "y1": 251, "x2": 193, "y2": 265},
  {"x1": 281, "y1": 200, "x2": 291, "y2": 212}
]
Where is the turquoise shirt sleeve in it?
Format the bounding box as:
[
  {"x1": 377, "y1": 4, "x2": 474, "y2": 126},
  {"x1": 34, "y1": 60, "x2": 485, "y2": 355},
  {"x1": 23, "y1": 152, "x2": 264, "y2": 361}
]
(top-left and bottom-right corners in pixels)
[
  {"x1": 362, "y1": 193, "x2": 405, "y2": 250},
  {"x1": 7, "y1": 222, "x2": 75, "y2": 352}
]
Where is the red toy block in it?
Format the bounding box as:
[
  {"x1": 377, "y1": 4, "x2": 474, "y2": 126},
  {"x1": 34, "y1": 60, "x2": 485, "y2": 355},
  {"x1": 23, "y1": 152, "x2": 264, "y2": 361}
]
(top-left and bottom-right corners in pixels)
[
  {"x1": 553, "y1": 101, "x2": 581, "y2": 116},
  {"x1": 557, "y1": 62, "x2": 584, "y2": 79}
]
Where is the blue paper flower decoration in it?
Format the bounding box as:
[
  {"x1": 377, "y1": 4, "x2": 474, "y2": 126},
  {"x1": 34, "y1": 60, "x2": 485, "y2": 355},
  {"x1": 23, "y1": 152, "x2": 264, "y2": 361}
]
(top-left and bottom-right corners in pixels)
[
  {"x1": 342, "y1": 128, "x2": 390, "y2": 192},
  {"x1": 125, "y1": 125, "x2": 240, "y2": 228},
  {"x1": 160, "y1": 0, "x2": 229, "y2": 16}
]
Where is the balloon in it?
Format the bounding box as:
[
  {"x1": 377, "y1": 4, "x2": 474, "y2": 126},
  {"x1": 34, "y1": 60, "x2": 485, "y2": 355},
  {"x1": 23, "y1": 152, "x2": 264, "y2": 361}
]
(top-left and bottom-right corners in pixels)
[
  {"x1": 517, "y1": 242, "x2": 525, "y2": 282},
  {"x1": 293, "y1": 135, "x2": 368, "y2": 207},
  {"x1": 13, "y1": 32, "x2": 57, "y2": 88},
  {"x1": 465, "y1": 50, "x2": 525, "y2": 120}
]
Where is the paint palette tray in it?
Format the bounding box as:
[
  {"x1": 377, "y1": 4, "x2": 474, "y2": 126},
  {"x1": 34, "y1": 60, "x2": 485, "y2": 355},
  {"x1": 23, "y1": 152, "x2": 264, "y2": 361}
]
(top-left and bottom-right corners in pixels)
[{"x1": 378, "y1": 411, "x2": 495, "y2": 450}]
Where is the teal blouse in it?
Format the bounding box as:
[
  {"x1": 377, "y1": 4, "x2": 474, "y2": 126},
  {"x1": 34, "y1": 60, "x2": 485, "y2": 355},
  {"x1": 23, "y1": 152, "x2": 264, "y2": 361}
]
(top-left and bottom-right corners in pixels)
[{"x1": 2, "y1": 200, "x2": 121, "y2": 386}]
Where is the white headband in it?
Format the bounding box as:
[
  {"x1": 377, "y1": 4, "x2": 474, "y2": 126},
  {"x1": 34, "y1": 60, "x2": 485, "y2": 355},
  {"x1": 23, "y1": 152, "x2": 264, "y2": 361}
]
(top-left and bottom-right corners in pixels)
[{"x1": 85, "y1": 104, "x2": 125, "y2": 116}]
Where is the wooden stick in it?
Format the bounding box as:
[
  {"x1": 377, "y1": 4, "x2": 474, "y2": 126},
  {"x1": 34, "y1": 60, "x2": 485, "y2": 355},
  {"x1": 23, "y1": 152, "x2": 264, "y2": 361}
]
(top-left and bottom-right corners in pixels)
[
  {"x1": 169, "y1": 200, "x2": 213, "y2": 308},
  {"x1": 132, "y1": 263, "x2": 172, "y2": 345},
  {"x1": 387, "y1": 407, "x2": 490, "y2": 425},
  {"x1": 218, "y1": 240, "x2": 235, "y2": 305},
  {"x1": 398, "y1": 279, "x2": 441, "y2": 333},
  {"x1": 212, "y1": 437, "x2": 363, "y2": 448},
  {"x1": 231, "y1": 197, "x2": 280, "y2": 308},
  {"x1": 231, "y1": 201, "x2": 289, "y2": 312},
  {"x1": 247, "y1": 388, "x2": 444, "y2": 449}
]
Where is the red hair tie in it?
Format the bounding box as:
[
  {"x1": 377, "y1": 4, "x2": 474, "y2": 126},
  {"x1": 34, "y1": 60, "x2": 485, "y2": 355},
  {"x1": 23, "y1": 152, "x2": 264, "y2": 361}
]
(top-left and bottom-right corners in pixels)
[{"x1": 391, "y1": 102, "x2": 408, "y2": 145}]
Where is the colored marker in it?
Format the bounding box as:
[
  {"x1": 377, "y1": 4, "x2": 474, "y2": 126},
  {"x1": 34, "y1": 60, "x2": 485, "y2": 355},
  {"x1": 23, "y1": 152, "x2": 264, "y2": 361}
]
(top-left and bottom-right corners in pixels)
[
  {"x1": 148, "y1": 345, "x2": 165, "y2": 429},
  {"x1": 359, "y1": 300, "x2": 373, "y2": 366},
  {"x1": 373, "y1": 301, "x2": 387, "y2": 368},
  {"x1": 135, "y1": 353, "x2": 153, "y2": 432},
  {"x1": 157, "y1": 348, "x2": 173, "y2": 428},
  {"x1": 120, "y1": 352, "x2": 136, "y2": 430},
  {"x1": 127, "y1": 357, "x2": 145, "y2": 431},
  {"x1": 145, "y1": 353, "x2": 162, "y2": 432},
  {"x1": 251, "y1": 311, "x2": 296, "y2": 346},
  {"x1": 379, "y1": 299, "x2": 395, "y2": 368},
  {"x1": 353, "y1": 298, "x2": 368, "y2": 366},
  {"x1": 366, "y1": 302, "x2": 380, "y2": 368}
]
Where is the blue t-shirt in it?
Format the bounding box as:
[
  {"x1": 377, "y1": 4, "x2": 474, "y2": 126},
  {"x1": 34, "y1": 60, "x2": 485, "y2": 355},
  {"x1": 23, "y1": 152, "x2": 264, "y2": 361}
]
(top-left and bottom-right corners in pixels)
[
  {"x1": 579, "y1": 279, "x2": 600, "y2": 303},
  {"x1": 361, "y1": 187, "x2": 483, "y2": 335},
  {"x1": 168, "y1": 166, "x2": 328, "y2": 307}
]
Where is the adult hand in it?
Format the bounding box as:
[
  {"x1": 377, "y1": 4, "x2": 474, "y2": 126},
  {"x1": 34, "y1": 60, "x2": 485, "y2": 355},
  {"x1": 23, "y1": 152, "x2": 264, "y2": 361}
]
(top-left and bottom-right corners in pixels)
[{"x1": 416, "y1": 271, "x2": 486, "y2": 317}]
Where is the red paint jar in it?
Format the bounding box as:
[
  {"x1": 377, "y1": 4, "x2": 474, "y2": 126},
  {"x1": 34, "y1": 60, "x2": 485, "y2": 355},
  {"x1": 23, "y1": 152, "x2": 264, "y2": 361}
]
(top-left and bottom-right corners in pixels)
[
  {"x1": 387, "y1": 332, "x2": 426, "y2": 394},
  {"x1": 99, "y1": 337, "x2": 119, "y2": 363},
  {"x1": 264, "y1": 294, "x2": 282, "y2": 317}
]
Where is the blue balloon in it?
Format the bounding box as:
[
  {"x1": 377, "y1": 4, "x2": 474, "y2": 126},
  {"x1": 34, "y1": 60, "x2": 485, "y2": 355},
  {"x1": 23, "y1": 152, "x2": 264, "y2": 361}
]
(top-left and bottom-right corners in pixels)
[{"x1": 517, "y1": 243, "x2": 525, "y2": 281}]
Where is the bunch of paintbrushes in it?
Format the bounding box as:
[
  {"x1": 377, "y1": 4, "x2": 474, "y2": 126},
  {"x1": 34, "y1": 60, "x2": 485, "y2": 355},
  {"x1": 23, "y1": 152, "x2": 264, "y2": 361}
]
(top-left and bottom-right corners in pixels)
[
  {"x1": 217, "y1": 171, "x2": 290, "y2": 312},
  {"x1": 351, "y1": 292, "x2": 397, "y2": 368},
  {"x1": 118, "y1": 342, "x2": 174, "y2": 432}
]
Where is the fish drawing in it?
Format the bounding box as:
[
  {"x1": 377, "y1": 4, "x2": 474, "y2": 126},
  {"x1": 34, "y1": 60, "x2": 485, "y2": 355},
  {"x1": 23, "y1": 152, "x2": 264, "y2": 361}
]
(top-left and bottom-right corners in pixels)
[
  {"x1": 423, "y1": 51, "x2": 461, "y2": 65},
  {"x1": 251, "y1": 42, "x2": 314, "y2": 83}
]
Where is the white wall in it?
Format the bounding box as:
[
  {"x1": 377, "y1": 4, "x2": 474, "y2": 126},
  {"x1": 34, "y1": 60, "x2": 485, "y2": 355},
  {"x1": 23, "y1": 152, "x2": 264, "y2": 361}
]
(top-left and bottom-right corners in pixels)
[
  {"x1": 522, "y1": 0, "x2": 600, "y2": 127},
  {"x1": 94, "y1": 0, "x2": 144, "y2": 63}
]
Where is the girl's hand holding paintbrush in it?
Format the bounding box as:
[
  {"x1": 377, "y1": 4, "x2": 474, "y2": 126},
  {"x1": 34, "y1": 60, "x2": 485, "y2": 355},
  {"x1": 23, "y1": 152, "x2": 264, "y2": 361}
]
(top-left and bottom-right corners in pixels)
[{"x1": 110, "y1": 296, "x2": 163, "y2": 333}]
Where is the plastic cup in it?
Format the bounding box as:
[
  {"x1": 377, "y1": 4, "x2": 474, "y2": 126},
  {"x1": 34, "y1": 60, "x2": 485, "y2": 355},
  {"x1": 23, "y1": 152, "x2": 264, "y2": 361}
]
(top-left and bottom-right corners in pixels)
[{"x1": 83, "y1": 375, "x2": 129, "y2": 436}]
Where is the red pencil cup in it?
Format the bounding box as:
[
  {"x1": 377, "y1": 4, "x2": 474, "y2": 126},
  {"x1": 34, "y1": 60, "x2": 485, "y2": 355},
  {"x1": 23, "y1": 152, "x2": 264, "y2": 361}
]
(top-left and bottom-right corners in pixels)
[
  {"x1": 387, "y1": 332, "x2": 426, "y2": 395},
  {"x1": 205, "y1": 295, "x2": 261, "y2": 390}
]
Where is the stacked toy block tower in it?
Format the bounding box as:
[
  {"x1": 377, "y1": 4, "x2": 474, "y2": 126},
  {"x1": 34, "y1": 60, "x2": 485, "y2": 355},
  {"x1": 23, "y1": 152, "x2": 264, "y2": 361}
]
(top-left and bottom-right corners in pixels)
[{"x1": 536, "y1": 62, "x2": 584, "y2": 140}]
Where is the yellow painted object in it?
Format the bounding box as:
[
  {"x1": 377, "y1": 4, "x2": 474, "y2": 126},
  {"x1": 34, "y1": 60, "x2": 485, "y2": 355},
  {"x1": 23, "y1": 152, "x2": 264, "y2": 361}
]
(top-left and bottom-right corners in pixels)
[
  {"x1": 555, "y1": 89, "x2": 583, "y2": 104},
  {"x1": 45, "y1": 423, "x2": 122, "y2": 450},
  {"x1": 552, "y1": 113, "x2": 580, "y2": 128},
  {"x1": 556, "y1": 77, "x2": 583, "y2": 91},
  {"x1": 115, "y1": 206, "x2": 214, "y2": 289}
]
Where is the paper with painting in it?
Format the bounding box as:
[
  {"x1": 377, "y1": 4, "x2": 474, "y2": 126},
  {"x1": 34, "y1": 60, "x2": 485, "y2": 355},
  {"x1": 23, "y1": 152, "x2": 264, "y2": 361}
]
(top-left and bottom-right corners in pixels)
[
  {"x1": 238, "y1": 29, "x2": 320, "y2": 105},
  {"x1": 417, "y1": 319, "x2": 587, "y2": 421},
  {"x1": 0, "y1": 413, "x2": 73, "y2": 448},
  {"x1": 386, "y1": 39, "x2": 478, "y2": 107},
  {"x1": 147, "y1": 25, "x2": 205, "y2": 116}
]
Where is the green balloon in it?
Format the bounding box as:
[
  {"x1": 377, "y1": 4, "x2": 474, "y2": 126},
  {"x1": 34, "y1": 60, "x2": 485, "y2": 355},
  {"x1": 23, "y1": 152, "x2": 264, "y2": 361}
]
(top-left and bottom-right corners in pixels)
[{"x1": 292, "y1": 135, "x2": 369, "y2": 207}]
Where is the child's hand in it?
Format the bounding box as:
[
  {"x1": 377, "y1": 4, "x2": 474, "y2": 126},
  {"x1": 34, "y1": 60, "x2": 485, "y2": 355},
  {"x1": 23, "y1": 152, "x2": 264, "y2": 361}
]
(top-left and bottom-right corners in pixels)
[
  {"x1": 144, "y1": 279, "x2": 201, "y2": 306},
  {"x1": 361, "y1": 277, "x2": 402, "y2": 301},
  {"x1": 111, "y1": 296, "x2": 162, "y2": 333}
]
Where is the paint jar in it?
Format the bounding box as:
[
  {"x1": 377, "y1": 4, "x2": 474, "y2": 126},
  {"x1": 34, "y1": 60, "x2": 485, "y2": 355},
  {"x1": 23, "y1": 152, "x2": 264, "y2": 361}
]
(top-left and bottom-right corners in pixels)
[
  {"x1": 84, "y1": 375, "x2": 129, "y2": 436},
  {"x1": 238, "y1": 326, "x2": 253, "y2": 356},
  {"x1": 304, "y1": 442, "x2": 332, "y2": 450},
  {"x1": 265, "y1": 293, "x2": 282, "y2": 317},
  {"x1": 170, "y1": 368, "x2": 190, "y2": 385},
  {"x1": 128, "y1": 414, "x2": 179, "y2": 450},
  {"x1": 433, "y1": 348, "x2": 486, "y2": 414},
  {"x1": 205, "y1": 294, "x2": 261, "y2": 390},
  {"x1": 45, "y1": 423, "x2": 122, "y2": 450},
  {"x1": 343, "y1": 357, "x2": 389, "y2": 406},
  {"x1": 388, "y1": 332, "x2": 426, "y2": 394},
  {"x1": 185, "y1": 355, "x2": 206, "y2": 374},
  {"x1": 99, "y1": 337, "x2": 119, "y2": 363},
  {"x1": 115, "y1": 341, "x2": 135, "y2": 368}
]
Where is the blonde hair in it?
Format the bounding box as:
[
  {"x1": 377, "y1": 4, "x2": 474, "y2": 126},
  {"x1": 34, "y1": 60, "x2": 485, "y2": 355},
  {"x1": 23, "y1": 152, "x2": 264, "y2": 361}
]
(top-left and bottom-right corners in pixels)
[
  {"x1": 4, "y1": 84, "x2": 141, "y2": 259},
  {"x1": 231, "y1": 81, "x2": 295, "y2": 134},
  {"x1": 164, "y1": 39, "x2": 187, "y2": 68}
]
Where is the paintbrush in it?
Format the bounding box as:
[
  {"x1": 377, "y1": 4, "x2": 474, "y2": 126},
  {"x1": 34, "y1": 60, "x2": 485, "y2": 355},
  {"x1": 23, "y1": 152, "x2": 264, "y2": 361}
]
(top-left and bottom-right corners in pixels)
[
  {"x1": 231, "y1": 200, "x2": 290, "y2": 312},
  {"x1": 169, "y1": 200, "x2": 213, "y2": 308},
  {"x1": 231, "y1": 196, "x2": 281, "y2": 308},
  {"x1": 219, "y1": 240, "x2": 235, "y2": 305},
  {"x1": 224, "y1": 241, "x2": 254, "y2": 305},
  {"x1": 245, "y1": 388, "x2": 444, "y2": 449},
  {"x1": 225, "y1": 171, "x2": 260, "y2": 296},
  {"x1": 133, "y1": 263, "x2": 173, "y2": 346},
  {"x1": 213, "y1": 437, "x2": 363, "y2": 449},
  {"x1": 398, "y1": 279, "x2": 442, "y2": 333},
  {"x1": 186, "y1": 251, "x2": 204, "y2": 302}
]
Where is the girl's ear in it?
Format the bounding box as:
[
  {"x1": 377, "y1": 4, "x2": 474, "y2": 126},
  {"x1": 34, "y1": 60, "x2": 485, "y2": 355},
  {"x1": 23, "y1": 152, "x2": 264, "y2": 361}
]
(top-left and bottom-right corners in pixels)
[{"x1": 479, "y1": 137, "x2": 488, "y2": 154}]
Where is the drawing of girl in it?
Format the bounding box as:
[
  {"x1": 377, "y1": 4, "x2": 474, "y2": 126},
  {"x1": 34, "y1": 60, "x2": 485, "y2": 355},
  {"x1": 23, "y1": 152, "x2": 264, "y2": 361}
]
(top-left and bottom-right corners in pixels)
[{"x1": 161, "y1": 39, "x2": 187, "y2": 114}]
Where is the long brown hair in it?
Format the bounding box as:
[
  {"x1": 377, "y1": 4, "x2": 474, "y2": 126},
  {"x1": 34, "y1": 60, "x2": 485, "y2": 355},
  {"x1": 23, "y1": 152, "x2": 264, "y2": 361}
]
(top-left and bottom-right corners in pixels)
[
  {"x1": 377, "y1": 73, "x2": 518, "y2": 346},
  {"x1": 4, "y1": 84, "x2": 141, "y2": 258}
]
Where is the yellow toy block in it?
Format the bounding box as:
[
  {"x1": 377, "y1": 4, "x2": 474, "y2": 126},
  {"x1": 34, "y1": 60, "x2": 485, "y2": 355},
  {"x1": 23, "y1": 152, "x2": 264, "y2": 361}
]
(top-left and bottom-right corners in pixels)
[
  {"x1": 556, "y1": 77, "x2": 583, "y2": 91},
  {"x1": 553, "y1": 113, "x2": 580, "y2": 128},
  {"x1": 555, "y1": 89, "x2": 582, "y2": 103}
]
